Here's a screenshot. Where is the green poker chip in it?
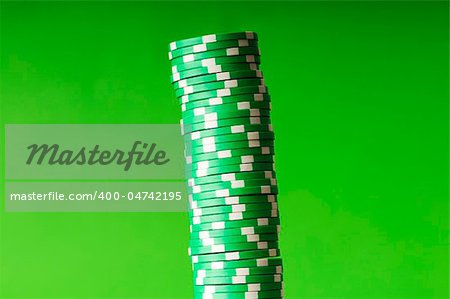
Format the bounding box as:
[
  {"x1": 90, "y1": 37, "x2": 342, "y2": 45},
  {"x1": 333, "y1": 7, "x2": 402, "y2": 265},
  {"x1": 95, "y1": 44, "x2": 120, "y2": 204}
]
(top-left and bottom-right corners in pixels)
[
  {"x1": 190, "y1": 216, "x2": 280, "y2": 232},
  {"x1": 181, "y1": 93, "x2": 270, "y2": 112},
  {"x1": 172, "y1": 63, "x2": 259, "y2": 82},
  {"x1": 170, "y1": 46, "x2": 260, "y2": 67},
  {"x1": 178, "y1": 85, "x2": 267, "y2": 104},
  {"x1": 187, "y1": 144, "x2": 274, "y2": 164},
  {"x1": 189, "y1": 194, "x2": 277, "y2": 210},
  {"x1": 194, "y1": 274, "x2": 282, "y2": 286},
  {"x1": 190, "y1": 225, "x2": 280, "y2": 241},
  {"x1": 188, "y1": 171, "x2": 276, "y2": 187},
  {"x1": 173, "y1": 61, "x2": 261, "y2": 79},
  {"x1": 193, "y1": 281, "x2": 282, "y2": 293},
  {"x1": 186, "y1": 148, "x2": 275, "y2": 166},
  {"x1": 182, "y1": 101, "x2": 271, "y2": 122},
  {"x1": 190, "y1": 225, "x2": 280, "y2": 245},
  {"x1": 187, "y1": 151, "x2": 275, "y2": 171},
  {"x1": 193, "y1": 265, "x2": 282, "y2": 279},
  {"x1": 187, "y1": 139, "x2": 273, "y2": 156},
  {"x1": 188, "y1": 178, "x2": 277, "y2": 194},
  {"x1": 186, "y1": 131, "x2": 274, "y2": 150},
  {"x1": 193, "y1": 289, "x2": 283, "y2": 299},
  {"x1": 176, "y1": 78, "x2": 265, "y2": 97},
  {"x1": 191, "y1": 201, "x2": 278, "y2": 217},
  {"x1": 190, "y1": 209, "x2": 278, "y2": 226},
  {"x1": 182, "y1": 110, "x2": 271, "y2": 126},
  {"x1": 181, "y1": 116, "x2": 272, "y2": 135},
  {"x1": 169, "y1": 31, "x2": 257, "y2": 51},
  {"x1": 192, "y1": 256, "x2": 282, "y2": 271},
  {"x1": 191, "y1": 248, "x2": 280, "y2": 264},
  {"x1": 189, "y1": 185, "x2": 278, "y2": 201},
  {"x1": 193, "y1": 282, "x2": 282, "y2": 294},
  {"x1": 186, "y1": 139, "x2": 274, "y2": 156},
  {"x1": 169, "y1": 39, "x2": 259, "y2": 60},
  {"x1": 184, "y1": 123, "x2": 272, "y2": 142},
  {"x1": 182, "y1": 106, "x2": 271, "y2": 126},
  {"x1": 189, "y1": 232, "x2": 279, "y2": 247},
  {"x1": 186, "y1": 162, "x2": 275, "y2": 178},
  {"x1": 189, "y1": 241, "x2": 279, "y2": 255},
  {"x1": 186, "y1": 138, "x2": 274, "y2": 156}
]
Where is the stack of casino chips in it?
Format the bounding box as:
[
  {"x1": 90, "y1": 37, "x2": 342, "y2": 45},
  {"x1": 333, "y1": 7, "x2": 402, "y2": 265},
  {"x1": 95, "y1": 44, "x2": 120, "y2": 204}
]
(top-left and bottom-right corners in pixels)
[{"x1": 168, "y1": 32, "x2": 283, "y2": 299}]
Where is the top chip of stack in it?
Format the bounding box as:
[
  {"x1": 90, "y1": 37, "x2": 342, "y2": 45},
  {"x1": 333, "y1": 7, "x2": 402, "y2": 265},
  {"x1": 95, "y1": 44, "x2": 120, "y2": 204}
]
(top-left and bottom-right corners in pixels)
[{"x1": 168, "y1": 31, "x2": 284, "y2": 299}]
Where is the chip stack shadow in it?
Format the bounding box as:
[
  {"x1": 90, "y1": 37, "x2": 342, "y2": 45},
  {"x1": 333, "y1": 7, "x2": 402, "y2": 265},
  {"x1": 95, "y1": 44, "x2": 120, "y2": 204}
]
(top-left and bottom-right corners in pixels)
[{"x1": 168, "y1": 31, "x2": 284, "y2": 299}]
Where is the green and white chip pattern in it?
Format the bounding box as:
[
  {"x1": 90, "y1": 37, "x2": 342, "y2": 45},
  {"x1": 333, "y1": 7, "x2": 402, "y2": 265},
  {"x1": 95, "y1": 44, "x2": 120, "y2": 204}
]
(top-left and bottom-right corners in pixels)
[
  {"x1": 172, "y1": 55, "x2": 260, "y2": 74},
  {"x1": 181, "y1": 93, "x2": 268, "y2": 112},
  {"x1": 195, "y1": 289, "x2": 284, "y2": 299},
  {"x1": 190, "y1": 178, "x2": 277, "y2": 194},
  {"x1": 191, "y1": 202, "x2": 278, "y2": 217},
  {"x1": 169, "y1": 39, "x2": 255, "y2": 60},
  {"x1": 192, "y1": 226, "x2": 280, "y2": 241},
  {"x1": 181, "y1": 117, "x2": 272, "y2": 135},
  {"x1": 185, "y1": 124, "x2": 272, "y2": 142},
  {"x1": 186, "y1": 102, "x2": 271, "y2": 118},
  {"x1": 179, "y1": 85, "x2": 267, "y2": 104},
  {"x1": 172, "y1": 63, "x2": 260, "y2": 83},
  {"x1": 169, "y1": 32, "x2": 257, "y2": 51},
  {"x1": 188, "y1": 172, "x2": 275, "y2": 187},
  {"x1": 191, "y1": 248, "x2": 280, "y2": 264},
  {"x1": 189, "y1": 194, "x2": 277, "y2": 210},
  {"x1": 168, "y1": 31, "x2": 283, "y2": 298}
]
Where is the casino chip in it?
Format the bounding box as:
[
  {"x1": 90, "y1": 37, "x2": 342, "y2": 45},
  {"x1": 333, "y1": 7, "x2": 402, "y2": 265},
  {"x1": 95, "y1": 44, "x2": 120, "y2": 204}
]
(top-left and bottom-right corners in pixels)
[{"x1": 168, "y1": 31, "x2": 283, "y2": 298}]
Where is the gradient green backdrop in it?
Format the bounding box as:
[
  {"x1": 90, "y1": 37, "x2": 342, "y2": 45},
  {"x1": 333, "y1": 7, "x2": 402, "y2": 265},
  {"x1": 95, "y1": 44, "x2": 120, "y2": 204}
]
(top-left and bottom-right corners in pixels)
[{"x1": 0, "y1": 1, "x2": 448, "y2": 298}]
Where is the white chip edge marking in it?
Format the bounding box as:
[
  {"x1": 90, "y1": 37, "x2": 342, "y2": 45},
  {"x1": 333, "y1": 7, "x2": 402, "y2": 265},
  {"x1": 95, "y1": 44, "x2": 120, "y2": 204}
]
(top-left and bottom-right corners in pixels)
[
  {"x1": 193, "y1": 44, "x2": 207, "y2": 53},
  {"x1": 202, "y1": 35, "x2": 216, "y2": 43},
  {"x1": 218, "y1": 150, "x2": 231, "y2": 158},
  {"x1": 231, "y1": 125, "x2": 244, "y2": 133}
]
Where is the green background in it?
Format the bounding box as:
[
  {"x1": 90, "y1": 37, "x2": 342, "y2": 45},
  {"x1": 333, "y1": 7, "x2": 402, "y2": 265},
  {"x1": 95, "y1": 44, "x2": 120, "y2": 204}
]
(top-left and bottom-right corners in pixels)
[{"x1": 0, "y1": 1, "x2": 448, "y2": 298}]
